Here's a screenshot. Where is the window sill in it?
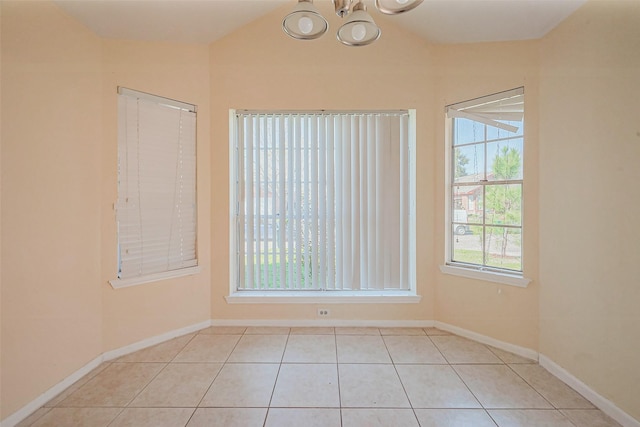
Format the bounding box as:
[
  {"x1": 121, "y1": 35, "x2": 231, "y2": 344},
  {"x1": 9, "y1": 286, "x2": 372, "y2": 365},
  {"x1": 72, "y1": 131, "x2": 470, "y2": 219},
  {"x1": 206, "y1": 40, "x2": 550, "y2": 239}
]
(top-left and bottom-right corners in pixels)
[
  {"x1": 109, "y1": 266, "x2": 201, "y2": 289},
  {"x1": 225, "y1": 291, "x2": 421, "y2": 304},
  {"x1": 439, "y1": 264, "x2": 531, "y2": 288}
]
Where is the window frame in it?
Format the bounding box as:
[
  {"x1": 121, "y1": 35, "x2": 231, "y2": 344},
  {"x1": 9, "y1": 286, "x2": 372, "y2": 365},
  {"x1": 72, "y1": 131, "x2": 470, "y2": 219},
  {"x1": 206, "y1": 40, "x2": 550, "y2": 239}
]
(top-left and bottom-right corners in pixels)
[
  {"x1": 442, "y1": 88, "x2": 531, "y2": 288},
  {"x1": 228, "y1": 109, "x2": 419, "y2": 302}
]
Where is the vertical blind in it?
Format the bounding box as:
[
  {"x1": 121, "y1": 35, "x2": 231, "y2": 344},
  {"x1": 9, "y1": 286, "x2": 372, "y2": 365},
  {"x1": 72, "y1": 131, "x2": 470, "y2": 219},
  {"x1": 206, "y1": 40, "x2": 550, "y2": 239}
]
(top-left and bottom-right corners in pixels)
[
  {"x1": 235, "y1": 111, "x2": 412, "y2": 291},
  {"x1": 117, "y1": 89, "x2": 198, "y2": 279}
]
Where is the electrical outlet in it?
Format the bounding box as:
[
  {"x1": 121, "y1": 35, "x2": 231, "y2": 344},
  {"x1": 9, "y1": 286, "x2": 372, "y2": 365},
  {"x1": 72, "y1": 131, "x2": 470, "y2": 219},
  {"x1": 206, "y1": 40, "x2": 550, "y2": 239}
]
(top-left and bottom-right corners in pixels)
[{"x1": 317, "y1": 308, "x2": 331, "y2": 317}]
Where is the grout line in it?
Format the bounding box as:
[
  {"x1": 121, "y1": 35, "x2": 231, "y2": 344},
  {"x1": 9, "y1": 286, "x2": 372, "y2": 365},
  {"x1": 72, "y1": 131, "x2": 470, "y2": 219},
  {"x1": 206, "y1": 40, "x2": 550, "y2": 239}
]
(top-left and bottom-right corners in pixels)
[
  {"x1": 380, "y1": 334, "x2": 423, "y2": 426},
  {"x1": 192, "y1": 334, "x2": 245, "y2": 410},
  {"x1": 334, "y1": 331, "x2": 343, "y2": 427},
  {"x1": 180, "y1": 408, "x2": 198, "y2": 427},
  {"x1": 504, "y1": 363, "x2": 557, "y2": 410},
  {"x1": 166, "y1": 332, "x2": 198, "y2": 364},
  {"x1": 446, "y1": 357, "x2": 489, "y2": 410},
  {"x1": 262, "y1": 329, "x2": 291, "y2": 424},
  {"x1": 121, "y1": 362, "x2": 170, "y2": 409},
  {"x1": 104, "y1": 407, "x2": 127, "y2": 427},
  {"x1": 426, "y1": 334, "x2": 450, "y2": 364},
  {"x1": 484, "y1": 408, "x2": 501, "y2": 427}
]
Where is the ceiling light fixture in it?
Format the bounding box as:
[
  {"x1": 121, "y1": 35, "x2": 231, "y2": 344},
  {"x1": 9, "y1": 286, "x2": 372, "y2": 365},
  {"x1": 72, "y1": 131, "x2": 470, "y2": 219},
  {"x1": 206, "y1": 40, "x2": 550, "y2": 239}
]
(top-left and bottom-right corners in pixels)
[
  {"x1": 282, "y1": 0, "x2": 329, "y2": 40},
  {"x1": 282, "y1": 0, "x2": 423, "y2": 46},
  {"x1": 337, "y1": 2, "x2": 380, "y2": 46}
]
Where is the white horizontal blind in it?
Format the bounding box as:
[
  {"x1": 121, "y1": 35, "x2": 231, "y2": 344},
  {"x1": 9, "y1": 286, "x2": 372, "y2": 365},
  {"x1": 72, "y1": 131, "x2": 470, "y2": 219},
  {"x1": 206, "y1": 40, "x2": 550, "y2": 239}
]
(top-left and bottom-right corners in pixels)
[
  {"x1": 236, "y1": 111, "x2": 410, "y2": 291},
  {"x1": 117, "y1": 89, "x2": 197, "y2": 279},
  {"x1": 447, "y1": 87, "x2": 524, "y2": 133}
]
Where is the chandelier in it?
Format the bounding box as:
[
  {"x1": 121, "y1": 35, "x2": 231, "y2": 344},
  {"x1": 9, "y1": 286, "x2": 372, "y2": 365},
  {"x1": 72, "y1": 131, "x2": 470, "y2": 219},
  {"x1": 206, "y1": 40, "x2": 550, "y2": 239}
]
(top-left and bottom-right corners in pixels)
[{"x1": 282, "y1": 0, "x2": 424, "y2": 46}]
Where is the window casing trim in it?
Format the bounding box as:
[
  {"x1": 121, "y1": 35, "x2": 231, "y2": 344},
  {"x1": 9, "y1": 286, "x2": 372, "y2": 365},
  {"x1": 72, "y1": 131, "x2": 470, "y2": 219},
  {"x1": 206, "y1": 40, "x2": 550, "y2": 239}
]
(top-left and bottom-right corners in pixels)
[
  {"x1": 109, "y1": 265, "x2": 201, "y2": 289},
  {"x1": 439, "y1": 264, "x2": 531, "y2": 288},
  {"x1": 225, "y1": 290, "x2": 421, "y2": 304}
]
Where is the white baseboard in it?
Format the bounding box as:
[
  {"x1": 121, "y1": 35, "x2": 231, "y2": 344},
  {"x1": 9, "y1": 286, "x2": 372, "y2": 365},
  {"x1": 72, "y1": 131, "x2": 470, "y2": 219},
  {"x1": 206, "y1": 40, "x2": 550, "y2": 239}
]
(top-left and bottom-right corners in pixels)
[
  {"x1": 434, "y1": 321, "x2": 539, "y2": 361},
  {"x1": 0, "y1": 355, "x2": 104, "y2": 427},
  {"x1": 209, "y1": 318, "x2": 435, "y2": 328},
  {"x1": 539, "y1": 354, "x2": 640, "y2": 427},
  {"x1": 102, "y1": 320, "x2": 212, "y2": 361}
]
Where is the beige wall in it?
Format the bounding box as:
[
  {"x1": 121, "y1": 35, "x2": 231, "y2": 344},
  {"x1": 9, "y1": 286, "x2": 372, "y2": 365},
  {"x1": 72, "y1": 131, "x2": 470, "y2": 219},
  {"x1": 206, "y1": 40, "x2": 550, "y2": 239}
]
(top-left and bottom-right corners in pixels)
[
  {"x1": 100, "y1": 40, "x2": 212, "y2": 351},
  {"x1": 3, "y1": 0, "x2": 639, "y2": 423},
  {"x1": 1, "y1": 1, "x2": 103, "y2": 418},
  {"x1": 432, "y1": 41, "x2": 540, "y2": 350},
  {"x1": 208, "y1": 3, "x2": 436, "y2": 322},
  {"x1": 539, "y1": 0, "x2": 640, "y2": 420}
]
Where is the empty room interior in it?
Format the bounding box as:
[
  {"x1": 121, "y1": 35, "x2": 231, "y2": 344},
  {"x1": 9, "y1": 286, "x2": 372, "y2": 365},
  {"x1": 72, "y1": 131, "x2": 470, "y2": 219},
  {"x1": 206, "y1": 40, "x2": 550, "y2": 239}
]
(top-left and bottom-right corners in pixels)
[{"x1": 1, "y1": 0, "x2": 639, "y2": 426}]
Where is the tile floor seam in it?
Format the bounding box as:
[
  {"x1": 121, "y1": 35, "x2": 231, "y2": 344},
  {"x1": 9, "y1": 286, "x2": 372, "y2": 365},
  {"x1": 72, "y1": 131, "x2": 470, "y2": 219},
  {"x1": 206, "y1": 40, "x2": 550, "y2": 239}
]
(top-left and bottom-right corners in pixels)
[
  {"x1": 221, "y1": 333, "x2": 244, "y2": 363},
  {"x1": 94, "y1": 361, "x2": 168, "y2": 410},
  {"x1": 426, "y1": 333, "x2": 450, "y2": 365},
  {"x1": 333, "y1": 331, "x2": 344, "y2": 427},
  {"x1": 167, "y1": 333, "x2": 199, "y2": 364},
  {"x1": 191, "y1": 334, "x2": 244, "y2": 410},
  {"x1": 380, "y1": 334, "x2": 417, "y2": 416},
  {"x1": 429, "y1": 336, "x2": 454, "y2": 364},
  {"x1": 504, "y1": 361, "x2": 557, "y2": 410},
  {"x1": 62, "y1": 362, "x2": 169, "y2": 408},
  {"x1": 182, "y1": 407, "x2": 198, "y2": 427},
  {"x1": 509, "y1": 364, "x2": 596, "y2": 411},
  {"x1": 447, "y1": 361, "x2": 490, "y2": 411},
  {"x1": 189, "y1": 363, "x2": 223, "y2": 409},
  {"x1": 484, "y1": 407, "x2": 501, "y2": 427},
  {"x1": 485, "y1": 408, "x2": 501, "y2": 427},
  {"x1": 103, "y1": 406, "x2": 127, "y2": 427},
  {"x1": 486, "y1": 346, "x2": 502, "y2": 362},
  {"x1": 262, "y1": 333, "x2": 289, "y2": 418}
]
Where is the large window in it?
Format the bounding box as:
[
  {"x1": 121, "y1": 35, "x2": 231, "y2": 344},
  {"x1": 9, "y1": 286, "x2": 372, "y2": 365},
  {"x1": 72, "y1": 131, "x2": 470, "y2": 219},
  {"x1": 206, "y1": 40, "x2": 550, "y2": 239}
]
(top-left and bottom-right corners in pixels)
[
  {"x1": 446, "y1": 88, "x2": 524, "y2": 274},
  {"x1": 232, "y1": 111, "x2": 415, "y2": 292},
  {"x1": 113, "y1": 88, "x2": 198, "y2": 287}
]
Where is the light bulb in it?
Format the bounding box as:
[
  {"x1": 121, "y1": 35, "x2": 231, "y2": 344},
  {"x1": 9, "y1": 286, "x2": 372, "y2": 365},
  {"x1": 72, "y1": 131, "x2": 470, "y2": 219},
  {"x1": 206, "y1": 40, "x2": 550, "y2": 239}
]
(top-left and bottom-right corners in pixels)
[
  {"x1": 351, "y1": 23, "x2": 366, "y2": 41},
  {"x1": 298, "y1": 16, "x2": 314, "y2": 34}
]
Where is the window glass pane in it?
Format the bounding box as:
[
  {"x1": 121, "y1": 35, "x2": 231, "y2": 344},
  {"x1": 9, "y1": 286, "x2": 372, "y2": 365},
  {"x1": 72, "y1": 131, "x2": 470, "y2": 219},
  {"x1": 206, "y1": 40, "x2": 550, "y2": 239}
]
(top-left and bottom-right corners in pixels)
[
  {"x1": 453, "y1": 144, "x2": 485, "y2": 183},
  {"x1": 484, "y1": 183, "x2": 522, "y2": 226},
  {"x1": 485, "y1": 226, "x2": 522, "y2": 271},
  {"x1": 453, "y1": 118, "x2": 485, "y2": 146},
  {"x1": 452, "y1": 224, "x2": 484, "y2": 265},
  {"x1": 453, "y1": 185, "x2": 483, "y2": 224},
  {"x1": 486, "y1": 139, "x2": 523, "y2": 181}
]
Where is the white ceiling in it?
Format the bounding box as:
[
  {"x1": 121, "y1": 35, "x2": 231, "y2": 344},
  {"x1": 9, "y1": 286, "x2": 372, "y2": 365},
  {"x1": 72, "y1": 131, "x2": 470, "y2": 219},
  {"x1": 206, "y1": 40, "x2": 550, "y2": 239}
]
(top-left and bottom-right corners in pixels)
[{"x1": 53, "y1": 0, "x2": 587, "y2": 45}]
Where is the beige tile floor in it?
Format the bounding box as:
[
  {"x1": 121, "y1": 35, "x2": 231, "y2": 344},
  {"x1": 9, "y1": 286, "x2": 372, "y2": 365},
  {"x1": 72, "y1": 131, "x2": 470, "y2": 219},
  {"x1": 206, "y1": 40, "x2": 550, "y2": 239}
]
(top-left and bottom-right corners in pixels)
[{"x1": 18, "y1": 327, "x2": 624, "y2": 427}]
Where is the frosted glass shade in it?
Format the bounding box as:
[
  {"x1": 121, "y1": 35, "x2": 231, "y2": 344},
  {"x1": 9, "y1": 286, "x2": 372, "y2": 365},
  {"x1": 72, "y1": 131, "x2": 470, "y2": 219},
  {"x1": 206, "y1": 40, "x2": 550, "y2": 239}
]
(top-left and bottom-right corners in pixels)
[
  {"x1": 282, "y1": 0, "x2": 328, "y2": 40},
  {"x1": 337, "y1": 7, "x2": 380, "y2": 46}
]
